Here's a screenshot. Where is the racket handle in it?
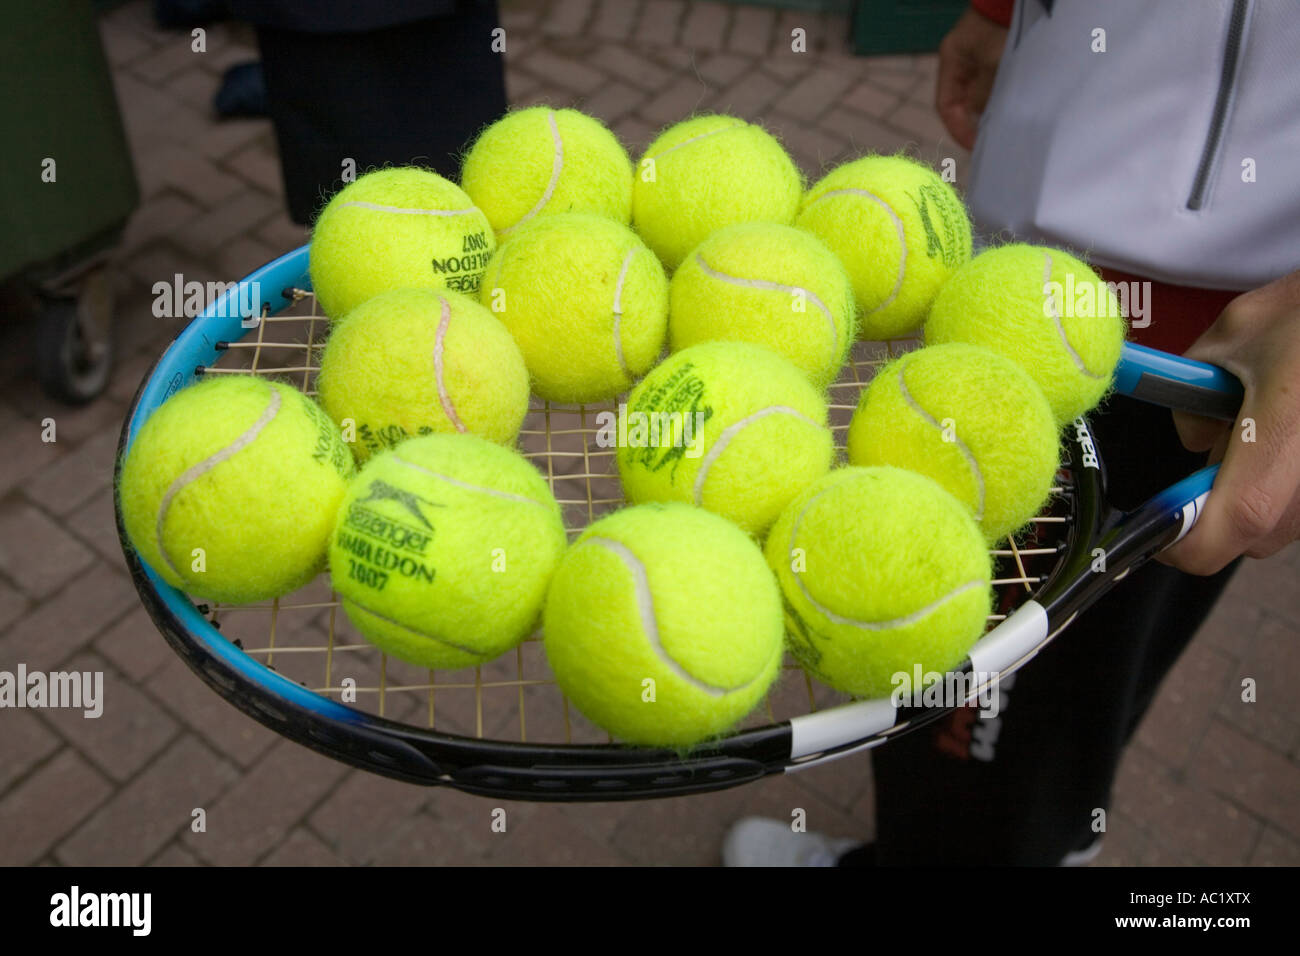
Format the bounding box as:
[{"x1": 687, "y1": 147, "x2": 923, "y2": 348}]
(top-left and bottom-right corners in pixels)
[{"x1": 1116, "y1": 342, "x2": 1243, "y2": 421}]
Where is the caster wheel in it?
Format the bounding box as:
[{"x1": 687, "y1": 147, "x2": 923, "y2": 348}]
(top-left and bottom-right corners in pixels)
[{"x1": 35, "y1": 269, "x2": 115, "y2": 405}]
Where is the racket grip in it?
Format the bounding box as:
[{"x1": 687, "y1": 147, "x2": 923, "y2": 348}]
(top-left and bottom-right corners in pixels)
[{"x1": 1116, "y1": 342, "x2": 1243, "y2": 421}]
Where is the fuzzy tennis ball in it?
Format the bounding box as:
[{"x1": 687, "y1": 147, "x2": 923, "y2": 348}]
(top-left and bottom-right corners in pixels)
[
  {"x1": 847, "y1": 344, "x2": 1059, "y2": 543},
  {"x1": 543, "y1": 503, "x2": 784, "y2": 747},
  {"x1": 461, "y1": 107, "x2": 633, "y2": 236},
  {"x1": 481, "y1": 212, "x2": 668, "y2": 403},
  {"x1": 765, "y1": 466, "x2": 992, "y2": 699},
  {"x1": 925, "y1": 244, "x2": 1126, "y2": 425},
  {"x1": 796, "y1": 154, "x2": 972, "y2": 340},
  {"x1": 668, "y1": 223, "x2": 856, "y2": 388},
  {"x1": 632, "y1": 115, "x2": 802, "y2": 269},
  {"x1": 330, "y1": 433, "x2": 567, "y2": 670},
  {"x1": 617, "y1": 342, "x2": 833, "y2": 535},
  {"x1": 118, "y1": 376, "x2": 354, "y2": 604},
  {"x1": 317, "y1": 287, "x2": 529, "y2": 461},
  {"x1": 309, "y1": 167, "x2": 496, "y2": 318}
]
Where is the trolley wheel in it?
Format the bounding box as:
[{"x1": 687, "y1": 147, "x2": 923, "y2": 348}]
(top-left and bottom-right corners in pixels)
[{"x1": 35, "y1": 268, "x2": 115, "y2": 405}]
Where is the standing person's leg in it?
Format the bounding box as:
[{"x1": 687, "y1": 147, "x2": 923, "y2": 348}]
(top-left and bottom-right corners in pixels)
[
  {"x1": 255, "y1": 0, "x2": 507, "y2": 224},
  {"x1": 868, "y1": 395, "x2": 1238, "y2": 865}
]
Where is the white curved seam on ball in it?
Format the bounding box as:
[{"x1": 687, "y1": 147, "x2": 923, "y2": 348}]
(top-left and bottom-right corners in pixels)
[
  {"x1": 345, "y1": 599, "x2": 484, "y2": 658},
  {"x1": 392, "y1": 455, "x2": 546, "y2": 507},
  {"x1": 694, "y1": 252, "x2": 841, "y2": 378},
  {"x1": 786, "y1": 487, "x2": 986, "y2": 631},
  {"x1": 501, "y1": 109, "x2": 564, "y2": 237},
  {"x1": 432, "y1": 297, "x2": 467, "y2": 433},
  {"x1": 809, "y1": 187, "x2": 906, "y2": 314},
  {"x1": 1042, "y1": 251, "x2": 1103, "y2": 380},
  {"x1": 587, "y1": 536, "x2": 761, "y2": 696},
  {"x1": 339, "y1": 201, "x2": 480, "y2": 217},
  {"x1": 647, "y1": 120, "x2": 747, "y2": 161},
  {"x1": 155, "y1": 384, "x2": 282, "y2": 580},
  {"x1": 897, "y1": 363, "x2": 985, "y2": 521},
  {"x1": 611, "y1": 249, "x2": 636, "y2": 378},
  {"x1": 693, "y1": 405, "x2": 823, "y2": 505}
]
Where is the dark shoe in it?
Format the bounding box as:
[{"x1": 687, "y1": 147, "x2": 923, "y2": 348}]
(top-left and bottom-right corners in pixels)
[{"x1": 214, "y1": 61, "x2": 268, "y2": 119}]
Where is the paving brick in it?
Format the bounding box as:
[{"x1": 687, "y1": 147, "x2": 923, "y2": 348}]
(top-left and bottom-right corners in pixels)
[
  {"x1": 610, "y1": 780, "x2": 763, "y2": 865},
  {"x1": 122, "y1": 191, "x2": 204, "y2": 253},
  {"x1": 25, "y1": 429, "x2": 121, "y2": 518},
  {"x1": 772, "y1": 66, "x2": 856, "y2": 120},
  {"x1": 0, "y1": 502, "x2": 96, "y2": 601},
  {"x1": 366, "y1": 810, "x2": 486, "y2": 865},
  {"x1": 99, "y1": 19, "x2": 154, "y2": 67},
  {"x1": 184, "y1": 738, "x2": 347, "y2": 865},
  {"x1": 94, "y1": 606, "x2": 172, "y2": 683},
  {"x1": 770, "y1": 120, "x2": 846, "y2": 178},
  {"x1": 578, "y1": 81, "x2": 644, "y2": 125},
  {"x1": 167, "y1": 67, "x2": 219, "y2": 110},
  {"x1": 197, "y1": 41, "x2": 260, "y2": 76},
  {"x1": 505, "y1": 65, "x2": 543, "y2": 101},
  {"x1": 145, "y1": 654, "x2": 278, "y2": 767},
  {"x1": 520, "y1": 48, "x2": 606, "y2": 94},
  {"x1": 130, "y1": 38, "x2": 206, "y2": 84},
  {"x1": 0, "y1": 562, "x2": 136, "y2": 671},
  {"x1": 611, "y1": 116, "x2": 659, "y2": 155},
  {"x1": 591, "y1": 0, "x2": 639, "y2": 40},
  {"x1": 1191, "y1": 720, "x2": 1300, "y2": 834},
  {"x1": 0, "y1": 409, "x2": 64, "y2": 500},
  {"x1": 784, "y1": 751, "x2": 873, "y2": 814},
  {"x1": 641, "y1": 75, "x2": 709, "y2": 126},
  {"x1": 1215, "y1": 615, "x2": 1300, "y2": 754},
  {"x1": 542, "y1": 0, "x2": 594, "y2": 37},
  {"x1": 216, "y1": 237, "x2": 280, "y2": 281},
  {"x1": 224, "y1": 141, "x2": 283, "y2": 198},
  {"x1": 681, "y1": 1, "x2": 729, "y2": 51},
  {"x1": 1134, "y1": 638, "x2": 1233, "y2": 769},
  {"x1": 490, "y1": 804, "x2": 632, "y2": 865},
  {"x1": 694, "y1": 52, "x2": 749, "y2": 88},
  {"x1": 819, "y1": 106, "x2": 915, "y2": 156},
  {"x1": 0, "y1": 578, "x2": 29, "y2": 634},
  {"x1": 67, "y1": 488, "x2": 128, "y2": 572},
  {"x1": 1251, "y1": 826, "x2": 1300, "y2": 866},
  {"x1": 56, "y1": 734, "x2": 238, "y2": 866},
  {"x1": 887, "y1": 101, "x2": 953, "y2": 146},
  {"x1": 148, "y1": 842, "x2": 203, "y2": 866},
  {"x1": 309, "y1": 769, "x2": 432, "y2": 864},
  {"x1": 172, "y1": 190, "x2": 277, "y2": 257},
  {"x1": 841, "y1": 80, "x2": 903, "y2": 120},
  {"x1": 590, "y1": 45, "x2": 671, "y2": 90},
  {"x1": 261, "y1": 826, "x2": 346, "y2": 866},
  {"x1": 194, "y1": 117, "x2": 272, "y2": 162},
  {"x1": 1222, "y1": 551, "x2": 1300, "y2": 627},
  {"x1": 869, "y1": 68, "x2": 922, "y2": 95},
  {"x1": 728, "y1": 4, "x2": 775, "y2": 56},
  {"x1": 122, "y1": 241, "x2": 219, "y2": 298},
  {"x1": 0, "y1": 749, "x2": 111, "y2": 865},
  {"x1": 41, "y1": 651, "x2": 178, "y2": 782},
  {"x1": 255, "y1": 212, "x2": 311, "y2": 254},
  {"x1": 0, "y1": 708, "x2": 60, "y2": 795},
  {"x1": 649, "y1": 46, "x2": 695, "y2": 70},
  {"x1": 158, "y1": 146, "x2": 247, "y2": 209},
  {"x1": 1113, "y1": 745, "x2": 1260, "y2": 865},
  {"x1": 639, "y1": 0, "x2": 688, "y2": 47}
]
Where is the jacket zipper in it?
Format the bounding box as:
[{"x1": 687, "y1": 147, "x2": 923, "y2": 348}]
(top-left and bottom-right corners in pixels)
[{"x1": 1187, "y1": 0, "x2": 1249, "y2": 210}]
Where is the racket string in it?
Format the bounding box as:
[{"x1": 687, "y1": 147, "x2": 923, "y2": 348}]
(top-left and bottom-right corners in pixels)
[{"x1": 194, "y1": 289, "x2": 1074, "y2": 744}]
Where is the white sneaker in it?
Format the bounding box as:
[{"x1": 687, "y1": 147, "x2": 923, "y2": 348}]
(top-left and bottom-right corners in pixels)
[{"x1": 722, "y1": 816, "x2": 864, "y2": 867}]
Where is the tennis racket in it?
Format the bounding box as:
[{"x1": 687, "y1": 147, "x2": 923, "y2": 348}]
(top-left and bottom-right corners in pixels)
[{"x1": 114, "y1": 245, "x2": 1243, "y2": 800}]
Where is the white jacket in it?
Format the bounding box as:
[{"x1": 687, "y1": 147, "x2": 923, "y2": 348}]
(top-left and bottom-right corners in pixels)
[{"x1": 967, "y1": 0, "x2": 1300, "y2": 290}]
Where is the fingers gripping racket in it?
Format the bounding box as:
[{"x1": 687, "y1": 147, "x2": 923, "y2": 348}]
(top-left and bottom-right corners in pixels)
[{"x1": 115, "y1": 246, "x2": 1244, "y2": 800}]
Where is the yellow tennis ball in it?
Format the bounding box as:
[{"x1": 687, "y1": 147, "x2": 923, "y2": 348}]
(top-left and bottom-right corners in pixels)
[
  {"x1": 317, "y1": 288, "x2": 529, "y2": 462},
  {"x1": 668, "y1": 222, "x2": 856, "y2": 388},
  {"x1": 461, "y1": 106, "x2": 633, "y2": 236},
  {"x1": 617, "y1": 342, "x2": 834, "y2": 536},
  {"x1": 796, "y1": 154, "x2": 972, "y2": 340},
  {"x1": 765, "y1": 466, "x2": 992, "y2": 699},
  {"x1": 847, "y1": 344, "x2": 1060, "y2": 543},
  {"x1": 632, "y1": 115, "x2": 802, "y2": 269},
  {"x1": 543, "y1": 503, "x2": 784, "y2": 748},
  {"x1": 481, "y1": 212, "x2": 668, "y2": 403},
  {"x1": 309, "y1": 167, "x2": 496, "y2": 318},
  {"x1": 330, "y1": 433, "x2": 567, "y2": 670},
  {"x1": 925, "y1": 244, "x2": 1127, "y2": 424},
  {"x1": 118, "y1": 376, "x2": 355, "y2": 604}
]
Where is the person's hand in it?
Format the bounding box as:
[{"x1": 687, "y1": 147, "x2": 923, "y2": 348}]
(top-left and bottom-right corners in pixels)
[
  {"x1": 935, "y1": 8, "x2": 1008, "y2": 150},
  {"x1": 1162, "y1": 270, "x2": 1300, "y2": 575}
]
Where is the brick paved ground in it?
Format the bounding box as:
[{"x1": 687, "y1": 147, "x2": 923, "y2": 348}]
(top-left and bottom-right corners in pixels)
[{"x1": 0, "y1": 0, "x2": 1296, "y2": 866}]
